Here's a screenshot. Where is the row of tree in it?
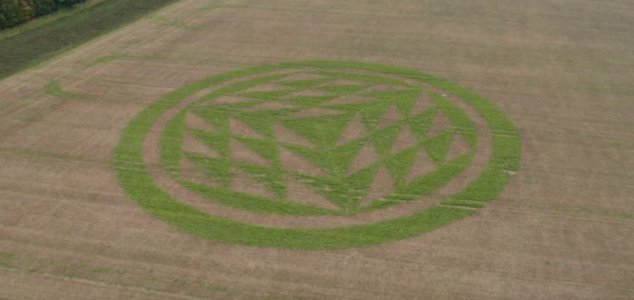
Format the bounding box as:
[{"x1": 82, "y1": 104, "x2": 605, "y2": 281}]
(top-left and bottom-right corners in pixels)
[{"x1": 1, "y1": 0, "x2": 87, "y2": 29}]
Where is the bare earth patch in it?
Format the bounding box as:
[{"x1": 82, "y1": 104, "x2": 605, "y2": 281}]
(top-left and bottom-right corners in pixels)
[
  {"x1": 349, "y1": 142, "x2": 380, "y2": 172},
  {"x1": 361, "y1": 167, "x2": 394, "y2": 206},
  {"x1": 338, "y1": 116, "x2": 366, "y2": 145},
  {"x1": 274, "y1": 124, "x2": 314, "y2": 147},
  {"x1": 280, "y1": 147, "x2": 325, "y2": 177}
]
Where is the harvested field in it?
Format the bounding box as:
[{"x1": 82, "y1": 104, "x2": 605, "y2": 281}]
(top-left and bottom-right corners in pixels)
[{"x1": 0, "y1": 0, "x2": 633, "y2": 299}]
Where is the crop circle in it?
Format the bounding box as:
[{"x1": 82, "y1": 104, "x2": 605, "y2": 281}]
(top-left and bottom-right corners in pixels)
[{"x1": 114, "y1": 61, "x2": 520, "y2": 249}]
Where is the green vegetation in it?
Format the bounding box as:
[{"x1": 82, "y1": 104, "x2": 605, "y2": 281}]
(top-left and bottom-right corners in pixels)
[
  {"x1": 114, "y1": 61, "x2": 521, "y2": 250},
  {"x1": 0, "y1": 0, "x2": 178, "y2": 80},
  {"x1": 0, "y1": 0, "x2": 87, "y2": 29},
  {"x1": 44, "y1": 80, "x2": 86, "y2": 99}
]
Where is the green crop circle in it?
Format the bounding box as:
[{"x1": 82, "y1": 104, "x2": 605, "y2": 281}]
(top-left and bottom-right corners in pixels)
[{"x1": 114, "y1": 61, "x2": 521, "y2": 250}]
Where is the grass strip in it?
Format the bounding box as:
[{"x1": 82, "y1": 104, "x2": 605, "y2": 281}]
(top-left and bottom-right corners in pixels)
[{"x1": 0, "y1": 0, "x2": 179, "y2": 80}]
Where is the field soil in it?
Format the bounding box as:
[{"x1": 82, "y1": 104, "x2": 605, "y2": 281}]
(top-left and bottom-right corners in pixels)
[{"x1": 0, "y1": 0, "x2": 633, "y2": 299}]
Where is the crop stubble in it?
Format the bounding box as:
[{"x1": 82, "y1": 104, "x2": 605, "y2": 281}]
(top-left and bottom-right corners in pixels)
[{"x1": 0, "y1": 0, "x2": 633, "y2": 299}]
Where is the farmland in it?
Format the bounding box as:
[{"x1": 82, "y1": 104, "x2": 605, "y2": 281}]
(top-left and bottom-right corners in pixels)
[{"x1": 0, "y1": 0, "x2": 633, "y2": 299}]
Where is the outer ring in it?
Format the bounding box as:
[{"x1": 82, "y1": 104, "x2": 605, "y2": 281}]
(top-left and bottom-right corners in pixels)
[{"x1": 114, "y1": 61, "x2": 521, "y2": 250}]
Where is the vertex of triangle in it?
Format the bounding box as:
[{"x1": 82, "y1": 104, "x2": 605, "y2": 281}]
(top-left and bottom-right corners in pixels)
[
  {"x1": 182, "y1": 132, "x2": 220, "y2": 158},
  {"x1": 337, "y1": 116, "x2": 366, "y2": 145},
  {"x1": 411, "y1": 93, "x2": 434, "y2": 116},
  {"x1": 405, "y1": 149, "x2": 436, "y2": 182},
  {"x1": 390, "y1": 125, "x2": 418, "y2": 154},
  {"x1": 445, "y1": 133, "x2": 471, "y2": 161},
  {"x1": 230, "y1": 139, "x2": 272, "y2": 167},
  {"x1": 426, "y1": 111, "x2": 453, "y2": 138},
  {"x1": 184, "y1": 112, "x2": 216, "y2": 132},
  {"x1": 378, "y1": 105, "x2": 401, "y2": 128},
  {"x1": 280, "y1": 147, "x2": 326, "y2": 177},
  {"x1": 229, "y1": 117, "x2": 264, "y2": 139},
  {"x1": 349, "y1": 141, "x2": 380, "y2": 173},
  {"x1": 274, "y1": 125, "x2": 314, "y2": 147},
  {"x1": 360, "y1": 167, "x2": 394, "y2": 207}
]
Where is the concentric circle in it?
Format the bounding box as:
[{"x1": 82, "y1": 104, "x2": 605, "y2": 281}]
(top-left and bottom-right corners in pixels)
[{"x1": 114, "y1": 61, "x2": 521, "y2": 249}]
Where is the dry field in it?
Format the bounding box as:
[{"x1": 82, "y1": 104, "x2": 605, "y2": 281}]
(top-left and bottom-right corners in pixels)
[{"x1": 1, "y1": 0, "x2": 633, "y2": 299}]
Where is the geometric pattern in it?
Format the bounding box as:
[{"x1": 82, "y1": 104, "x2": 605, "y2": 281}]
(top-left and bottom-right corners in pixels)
[
  {"x1": 168, "y1": 70, "x2": 476, "y2": 213},
  {"x1": 115, "y1": 61, "x2": 521, "y2": 249}
]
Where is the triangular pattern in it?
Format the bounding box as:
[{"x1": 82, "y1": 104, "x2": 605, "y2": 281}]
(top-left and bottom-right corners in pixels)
[
  {"x1": 337, "y1": 116, "x2": 366, "y2": 145},
  {"x1": 408, "y1": 109, "x2": 437, "y2": 142},
  {"x1": 329, "y1": 141, "x2": 366, "y2": 174},
  {"x1": 231, "y1": 167, "x2": 275, "y2": 198},
  {"x1": 180, "y1": 77, "x2": 482, "y2": 210},
  {"x1": 188, "y1": 129, "x2": 229, "y2": 157},
  {"x1": 426, "y1": 111, "x2": 453, "y2": 138},
  {"x1": 406, "y1": 149, "x2": 436, "y2": 182},
  {"x1": 229, "y1": 117, "x2": 264, "y2": 139},
  {"x1": 411, "y1": 94, "x2": 434, "y2": 115},
  {"x1": 445, "y1": 133, "x2": 471, "y2": 161},
  {"x1": 371, "y1": 125, "x2": 401, "y2": 156},
  {"x1": 235, "y1": 112, "x2": 274, "y2": 137},
  {"x1": 360, "y1": 167, "x2": 394, "y2": 206},
  {"x1": 390, "y1": 125, "x2": 418, "y2": 154},
  {"x1": 281, "y1": 114, "x2": 351, "y2": 147},
  {"x1": 349, "y1": 142, "x2": 380, "y2": 173},
  {"x1": 378, "y1": 105, "x2": 401, "y2": 127},
  {"x1": 373, "y1": 90, "x2": 422, "y2": 116},
  {"x1": 285, "y1": 176, "x2": 339, "y2": 210},
  {"x1": 359, "y1": 101, "x2": 391, "y2": 129},
  {"x1": 184, "y1": 112, "x2": 216, "y2": 132},
  {"x1": 230, "y1": 139, "x2": 272, "y2": 167},
  {"x1": 280, "y1": 147, "x2": 326, "y2": 177},
  {"x1": 274, "y1": 125, "x2": 313, "y2": 147},
  {"x1": 424, "y1": 132, "x2": 454, "y2": 163},
  {"x1": 182, "y1": 132, "x2": 220, "y2": 158},
  {"x1": 383, "y1": 148, "x2": 417, "y2": 185},
  {"x1": 188, "y1": 107, "x2": 228, "y2": 129}
]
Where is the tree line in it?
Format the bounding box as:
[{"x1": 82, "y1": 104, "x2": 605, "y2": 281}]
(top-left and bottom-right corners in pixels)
[{"x1": 1, "y1": 0, "x2": 87, "y2": 29}]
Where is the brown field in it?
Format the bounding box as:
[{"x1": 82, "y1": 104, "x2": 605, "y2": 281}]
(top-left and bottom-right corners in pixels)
[{"x1": 1, "y1": 0, "x2": 633, "y2": 299}]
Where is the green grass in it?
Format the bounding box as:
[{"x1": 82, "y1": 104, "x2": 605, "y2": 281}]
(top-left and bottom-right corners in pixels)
[
  {"x1": 114, "y1": 61, "x2": 521, "y2": 250},
  {"x1": 0, "y1": 0, "x2": 179, "y2": 80},
  {"x1": 44, "y1": 81, "x2": 87, "y2": 99},
  {"x1": 0, "y1": 0, "x2": 106, "y2": 42}
]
